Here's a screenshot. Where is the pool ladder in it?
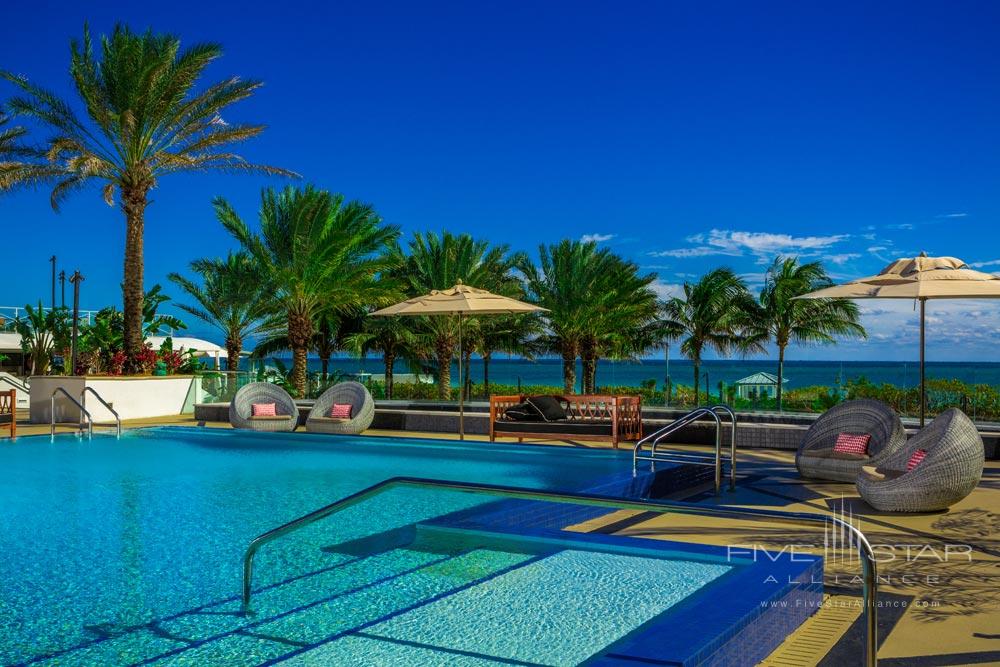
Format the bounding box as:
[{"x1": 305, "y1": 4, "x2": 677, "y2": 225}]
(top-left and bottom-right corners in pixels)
[
  {"x1": 633, "y1": 405, "x2": 736, "y2": 495},
  {"x1": 50, "y1": 387, "x2": 121, "y2": 440},
  {"x1": 240, "y1": 476, "x2": 880, "y2": 666}
]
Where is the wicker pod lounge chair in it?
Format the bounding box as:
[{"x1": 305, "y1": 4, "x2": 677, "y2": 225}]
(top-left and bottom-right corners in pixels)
[
  {"x1": 229, "y1": 382, "x2": 299, "y2": 432},
  {"x1": 796, "y1": 399, "x2": 907, "y2": 482},
  {"x1": 857, "y1": 408, "x2": 984, "y2": 512},
  {"x1": 306, "y1": 381, "x2": 375, "y2": 435}
]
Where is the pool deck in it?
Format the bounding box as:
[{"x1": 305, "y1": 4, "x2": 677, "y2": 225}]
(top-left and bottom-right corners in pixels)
[{"x1": 4, "y1": 413, "x2": 998, "y2": 665}]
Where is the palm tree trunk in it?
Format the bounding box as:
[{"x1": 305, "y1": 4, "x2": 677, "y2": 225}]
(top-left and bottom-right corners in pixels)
[
  {"x1": 435, "y1": 337, "x2": 452, "y2": 400},
  {"x1": 463, "y1": 349, "x2": 472, "y2": 399},
  {"x1": 121, "y1": 185, "x2": 148, "y2": 369},
  {"x1": 287, "y1": 306, "x2": 313, "y2": 398},
  {"x1": 777, "y1": 345, "x2": 785, "y2": 412},
  {"x1": 693, "y1": 358, "x2": 700, "y2": 406},
  {"x1": 561, "y1": 341, "x2": 577, "y2": 394},
  {"x1": 384, "y1": 351, "x2": 395, "y2": 399},
  {"x1": 291, "y1": 345, "x2": 308, "y2": 397},
  {"x1": 483, "y1": 350, "x2": 491, "y2": 395},
  {"x1": 224, "y1": 334, "x2": 241, "y2": 373},
  {"x1": 320, "y1": 355, "x2": 330, "y2": 382},
  {"x1": 580, "y1": 337, "x2": 595, "y2": 394}
]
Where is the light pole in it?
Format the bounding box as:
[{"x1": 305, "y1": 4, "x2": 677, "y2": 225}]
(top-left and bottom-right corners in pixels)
[
  {"x1": 49, "y1": 255, "x2": 57, "y2": 311},
  {"x1": 59, "y1": 270, "x2": 66, "y2": 308},
  {"x1": 702, "y1": 371, "x2": 709, "y2": 405},
  {"x1": 664, "y1": 342, "x2": 671, "y2": 407},
  {"x1": 69, "y1": 271, "x2": 84, "y2": 375}
]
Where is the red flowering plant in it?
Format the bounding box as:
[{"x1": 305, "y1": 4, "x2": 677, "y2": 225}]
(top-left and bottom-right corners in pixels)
[{"x1": 130, "y1": 345, "x2": 158, "y2": 375}]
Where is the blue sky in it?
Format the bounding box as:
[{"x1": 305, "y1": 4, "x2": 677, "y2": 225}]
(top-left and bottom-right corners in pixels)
[{"x1": 1, "y1": 1, "x2": 999, "y2": 361}]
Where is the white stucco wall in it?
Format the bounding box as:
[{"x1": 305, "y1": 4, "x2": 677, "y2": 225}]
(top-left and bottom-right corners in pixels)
[{"x1": 29, "y1": 376, "x2": 195, "y2": 423}]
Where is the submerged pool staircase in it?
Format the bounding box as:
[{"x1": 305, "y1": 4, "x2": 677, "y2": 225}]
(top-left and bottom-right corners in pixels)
[{"x1": 49, "y1": 387, "x2": 121, "y2": 440}]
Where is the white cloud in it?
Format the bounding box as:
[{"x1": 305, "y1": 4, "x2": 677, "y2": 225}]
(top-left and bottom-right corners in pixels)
[
  {"x1": 650, "y1": 279, "x2": 682, "y2": 300},
  {"x1": 823, "y1": 253, "x2": 861, "y2": 265},
  {"x1": 581, "y1": 233, "x2": 615, "y2": 243},
  {"x1": 649, "y1": 229, "x2": 848, "y2": 263},
  {"x1": 937, "y1": 212, "x2": 968, "y2": 218},
  {"x1": 969, "y1": 259, "x2": 1000, "y2": 268}
]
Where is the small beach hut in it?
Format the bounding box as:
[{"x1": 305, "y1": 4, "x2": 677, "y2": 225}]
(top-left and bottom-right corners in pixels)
[{"x1": 734, "y1": 372, "x2": 787, "y2": 400}]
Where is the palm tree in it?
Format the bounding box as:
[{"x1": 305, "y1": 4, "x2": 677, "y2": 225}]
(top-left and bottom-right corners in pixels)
[
  {"x1": 218, "y1": 185, "x2": 400, "y2": 397},
  {"x1": 344, "y1": 316, "x2": 424, "y2": 399},
  {"x1": 518, "y1": 240, "x2": 616, "y2": 394},
  {"x1": 660, "y1": 268, "x2": 761, "y2": 403},
  {"x1": 470, "y1": 313, "x2": 544, "y2": 396},
  {"x1": 578, "y1": 255, "x2": 661, "y2": 394},
  {"x1": 0, "y1": 25, "x2": 292, "y2": 368},
  {"x1": 755, "y1": 256, "x2": 866, "y2": 410},
  {"x1": 392, "y1": 231, "x2": 520, "y2": 399},
  {"x1": 167, "y1": 252, "x2": 270, "y2": 369}
]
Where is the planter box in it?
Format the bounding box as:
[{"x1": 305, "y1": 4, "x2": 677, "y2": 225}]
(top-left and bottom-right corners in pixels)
[{"x1": 29, "y1": 375, "x2": 196, "y2": 424}]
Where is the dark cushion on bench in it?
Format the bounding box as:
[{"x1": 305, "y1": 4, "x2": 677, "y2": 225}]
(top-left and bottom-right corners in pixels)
[
  {"x1": 526, "y1": 395, "x2": 567, "y2": 421},
  {"x1": 504, "y1": 402, "x2": 542, "y2": 421},
  {"x1": 493, "y1": 420, "x2": 614, "y2": 437}
]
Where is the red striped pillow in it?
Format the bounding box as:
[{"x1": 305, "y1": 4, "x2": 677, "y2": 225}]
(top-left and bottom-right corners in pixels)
[
  {"x1": 906, "y1": 449, "x2": 927, "y2": 471},
  {"x1": 252, "y1": 402, "x2": 277, "y2": 417},
  {"x1": 330, "y1": 403, "x2": 353, "y2": 419},
  {"x1": 833, "y1": 433, "x2": 871, "y2": 455}
]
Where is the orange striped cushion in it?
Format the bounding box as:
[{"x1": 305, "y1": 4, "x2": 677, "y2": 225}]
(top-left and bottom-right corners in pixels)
[
  {"x1": 833, "y1": 433, "x2": 870, "y2": 455},
  {"x1": 906, "y1": 449, "x2": 927, "y2": 471},
  {"x1": 330, "y1": 403, "x2": 353, "y2": 419},
  {"x1": 252, "y1": 402, "x2": 276, "y2": 417}
]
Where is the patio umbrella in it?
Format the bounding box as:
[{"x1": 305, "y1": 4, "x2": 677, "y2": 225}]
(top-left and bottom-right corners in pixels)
[
  {"x1": 797, "y1": 252, "x2": 1000, "y2": 426},
  {"x1": 371, "y1": 281, "x2": 547, "y2": 439}
]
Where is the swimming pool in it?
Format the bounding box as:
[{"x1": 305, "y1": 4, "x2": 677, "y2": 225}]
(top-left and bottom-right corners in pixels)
[{"x1": 1, "y1": 427, "x2": 820, "y2": 665}]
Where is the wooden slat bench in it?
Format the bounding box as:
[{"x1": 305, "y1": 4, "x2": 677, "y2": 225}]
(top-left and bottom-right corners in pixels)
[
  {"x1": 489, "y1": 394, "x2": 642, "y2": 449},
  {"x1": 1, "y1": 389, "x2": 15, "y2": 439}
]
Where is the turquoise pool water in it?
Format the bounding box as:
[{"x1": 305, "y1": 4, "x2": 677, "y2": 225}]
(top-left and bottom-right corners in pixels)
[{"x1": 0, "y1": 428, "x2": 731, "y2": 665}]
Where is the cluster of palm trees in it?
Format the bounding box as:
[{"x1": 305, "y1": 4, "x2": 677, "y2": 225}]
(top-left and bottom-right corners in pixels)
[{"x1": 0, "y1": 24, "x2": 867, "y2": 407}]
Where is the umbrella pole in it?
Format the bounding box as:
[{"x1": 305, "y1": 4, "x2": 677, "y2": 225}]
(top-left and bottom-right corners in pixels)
[
  {"x1": 458, "y1": 312, "x2": 464, "y2": 440},
  {"x1": 920, "y1": 298, "x2": 926, "y2": 428}
]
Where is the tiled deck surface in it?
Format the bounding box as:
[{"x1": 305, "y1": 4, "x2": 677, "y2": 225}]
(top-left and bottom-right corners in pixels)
[{"x1": 5, "y1": 412, "x2": 999, "y2": 665}]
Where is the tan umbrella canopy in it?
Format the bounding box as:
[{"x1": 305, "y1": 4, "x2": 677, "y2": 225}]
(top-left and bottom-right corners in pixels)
[
  {"x1": 371, "y1": 281, "x2": 547, "y2": 438},
  {"x1": 798, "y1": 252, "x2": 1000, "y2": 425}
]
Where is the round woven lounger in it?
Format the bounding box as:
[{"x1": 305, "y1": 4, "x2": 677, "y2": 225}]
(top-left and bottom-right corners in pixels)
[
  {"x1": 795, "y1": 399, "x2": 907, "y2": 482},
  {"x1": 857, "y1": 408, "x2": 984, "y2": 512},
  {"x1": 306, "y1": 381, "x2": 375, "y2": 435},
  {"x1": 229, "y1": 382, "x2": 299, "y2": 432}
]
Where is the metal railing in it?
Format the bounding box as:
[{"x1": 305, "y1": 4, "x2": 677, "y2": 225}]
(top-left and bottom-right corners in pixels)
[
  {"x1": 633, "y1": 405, "x2": 737, "y2": 494},
  {"x1": 50, "y1": 387, "x2": 92, "y2": 439},
  {"x1": 82, "y1": 386, "x2": 121, "y2": 438},
  {"x1": 239, "y1": 476, "x2": 878, "y2": 666}
]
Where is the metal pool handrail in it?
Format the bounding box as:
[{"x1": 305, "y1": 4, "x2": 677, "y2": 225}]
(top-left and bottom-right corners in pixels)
[
  {"x1": 50, "y1": 387, "x2": 92, "y2": 439},
  {"x1": 634, "y1": 405, "x2": 738, "y2": 493},
  {"x1": 240, "y1": 476, "x2": 878, "y2": 666},
  {"x1": 81, "y1": 387, "x2": 121, "y2": 438}
]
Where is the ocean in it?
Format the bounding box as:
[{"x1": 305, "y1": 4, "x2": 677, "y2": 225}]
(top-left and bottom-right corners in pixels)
[{"x1": 250, "y1": 356, "x2": 1000, "y2": 390}]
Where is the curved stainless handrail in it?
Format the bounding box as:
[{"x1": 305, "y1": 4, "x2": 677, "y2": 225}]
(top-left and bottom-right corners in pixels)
[
  {"x1": 50, "y1": 387, "x2": 92, "y2": 440},
  {"x1": 710, "y1": 404, "x2": 737, "y2": 491},
  {"x1": 240, "y1": 476, "x2": 878, "y2": 666},
  {"x1": 81, "y1": 387, "x2": 121, "y2": 438},
  {"x1": 634, "y1": 406, "x2": 734, "y2": 494}
]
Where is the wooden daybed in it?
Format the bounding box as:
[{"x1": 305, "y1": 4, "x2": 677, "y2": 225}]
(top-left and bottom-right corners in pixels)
[
  {"x1": 1, "y1": 389, "x2": 15, "y2": 439},
  {"x1": 489, "y1": 393, "x2": 642, "y2": 449}
]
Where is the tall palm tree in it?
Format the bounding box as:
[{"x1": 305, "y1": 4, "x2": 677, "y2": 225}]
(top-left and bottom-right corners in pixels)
[
  {"x1": 392, "y1": 231, "x2": 520, "y2": 399},
  {"x1": 470, "y1": 313, "x2": 544, "y2": 395},
  {"x1": 578, "y1": 255, "x2": 661, "y2": 394},
  {"x1": 0, "y1": 25, "x2": 292, "y2": 368},
  {"x1": 755, "y1": 256, "x2": 866, "y2": 410},
  {"x1": 218, "y1": 185, "x2": 400, "y2": 396},
  {"x1": 344, "y1": 316, "x2": 424, "y2": 399},
  {"x1": 167, "y1": 252, "x2": 270, "y2": 369},
  {"x1": 518, "y1": 240, "x2": 616, "y2": 394},
  {"x1": 660, "y1": 268, "x2": 761, "y2": 402}
]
